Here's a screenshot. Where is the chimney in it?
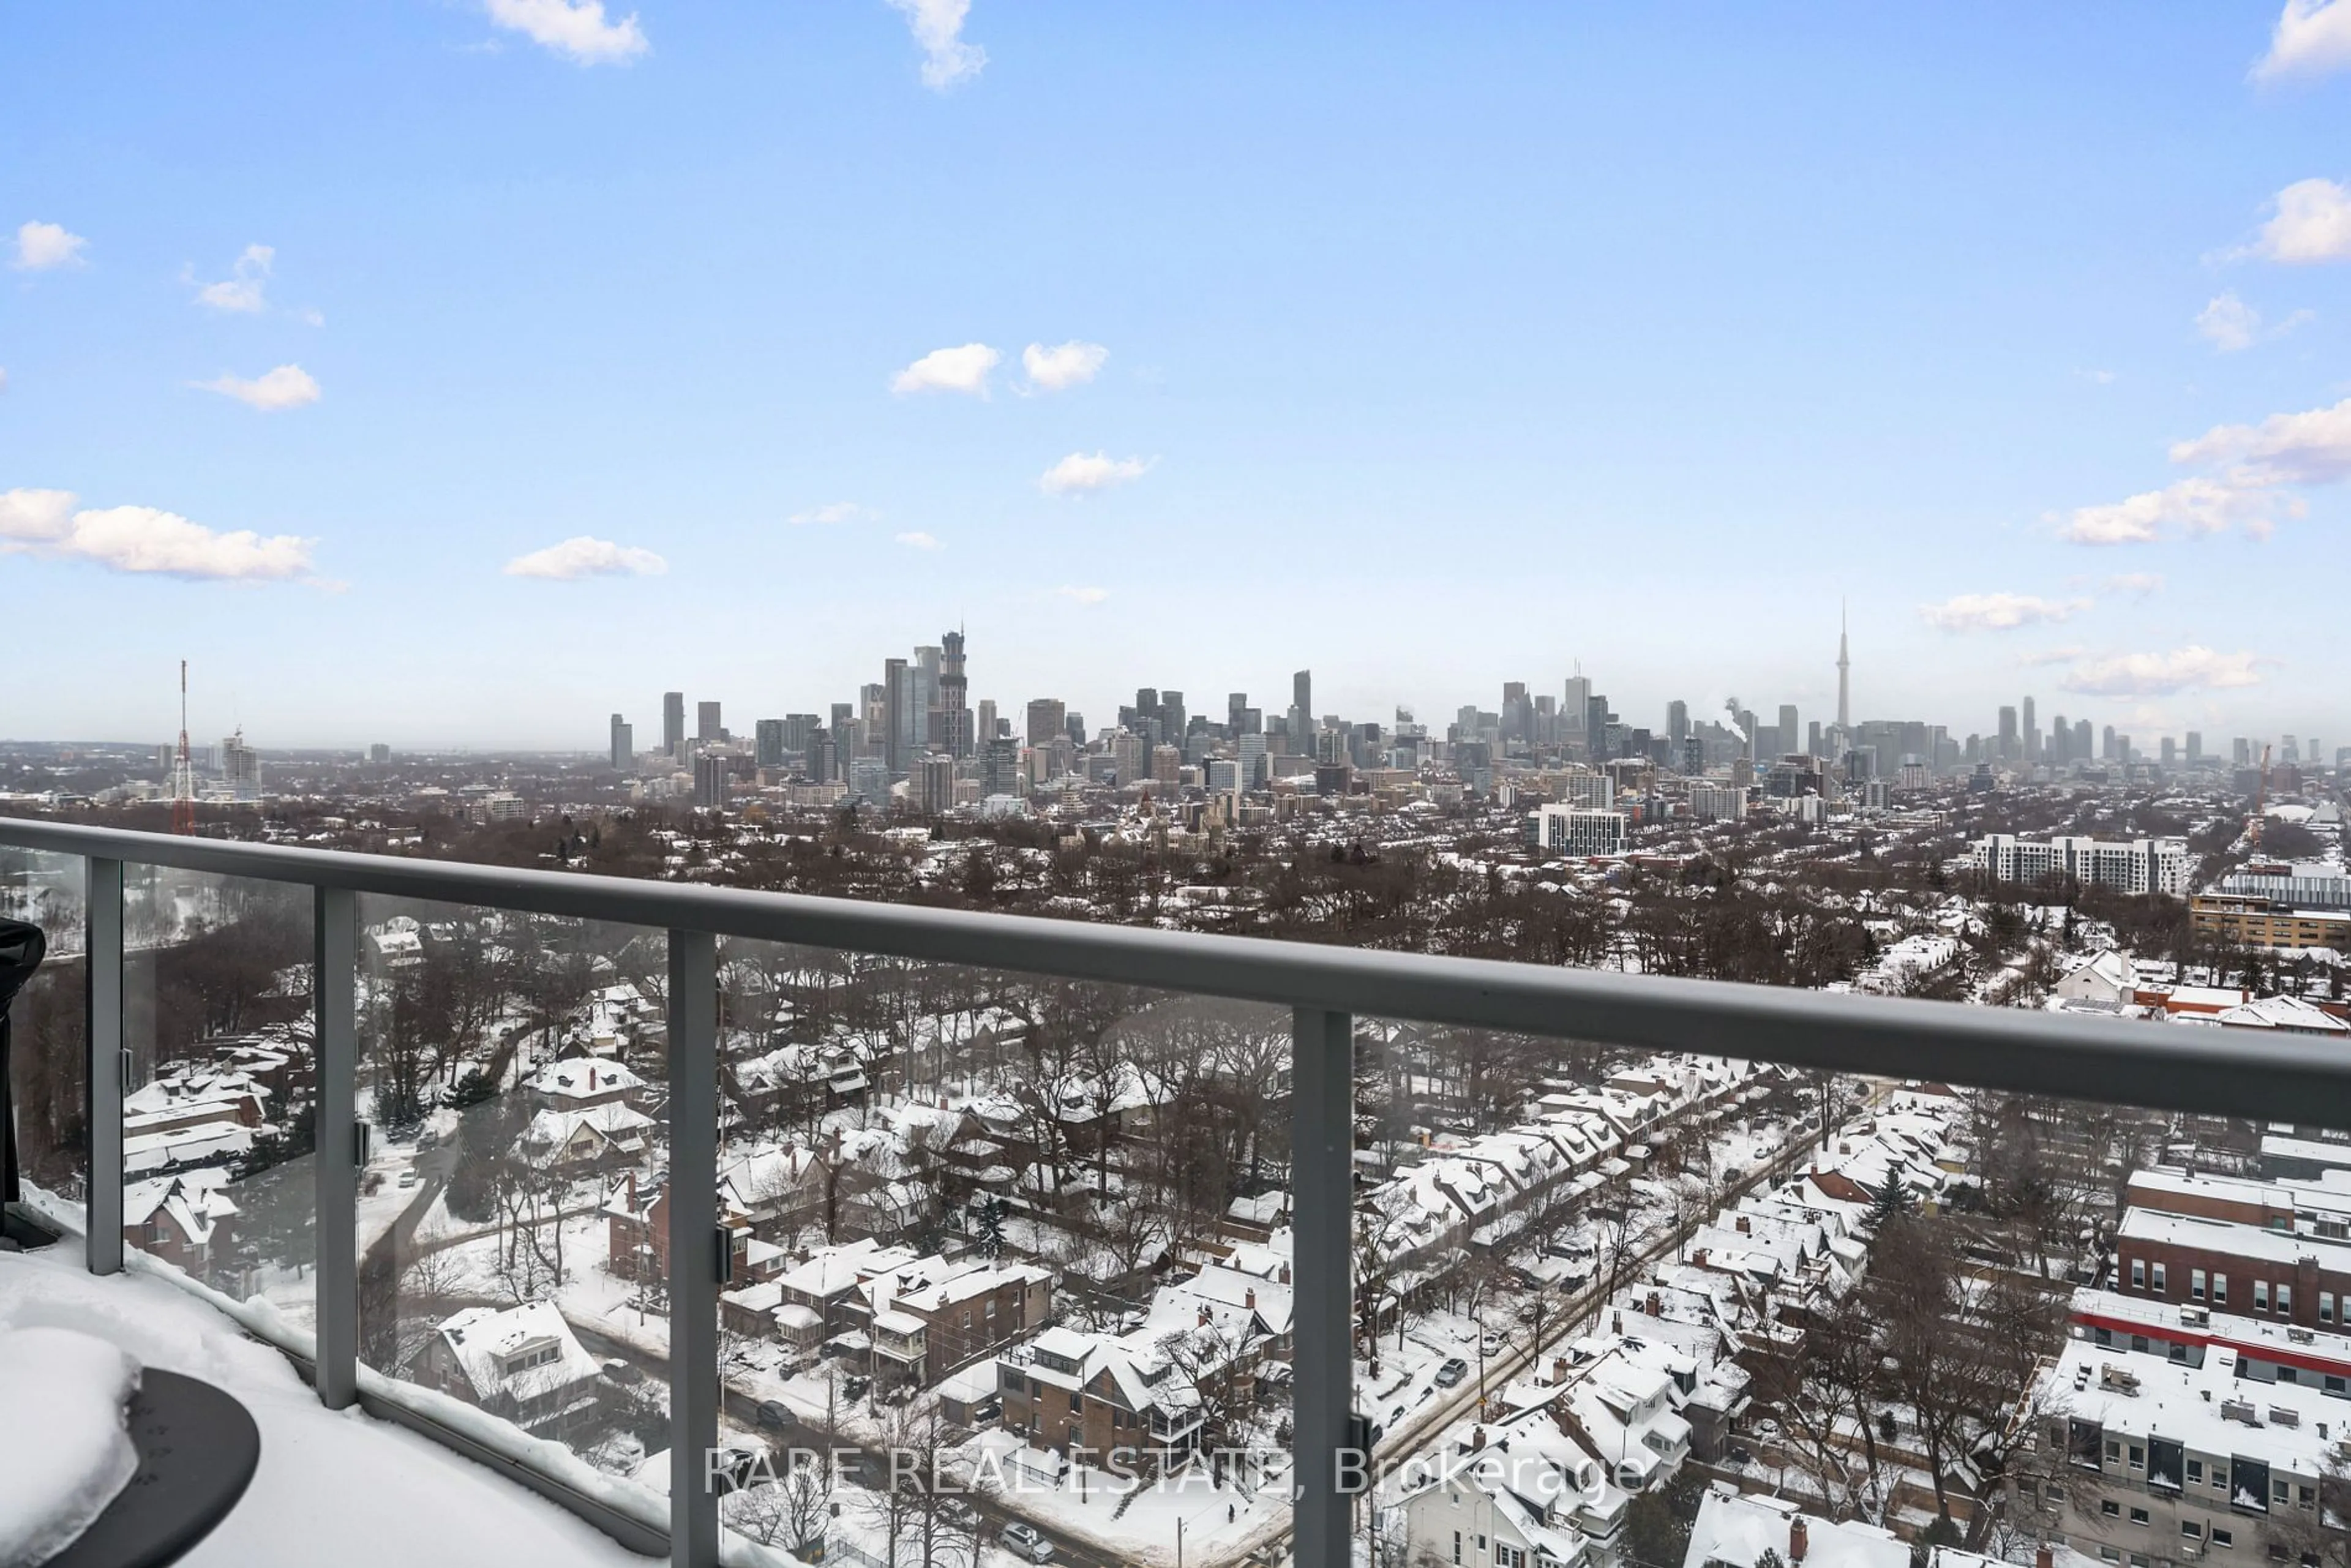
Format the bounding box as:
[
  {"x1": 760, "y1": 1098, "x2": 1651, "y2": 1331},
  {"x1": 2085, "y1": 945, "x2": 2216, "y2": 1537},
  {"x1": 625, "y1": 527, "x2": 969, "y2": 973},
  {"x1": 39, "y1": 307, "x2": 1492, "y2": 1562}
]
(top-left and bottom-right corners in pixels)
[
  {"x1": 1552, "y1": 1356, "x2": 1570, "y2": 1383},
  {"x1": 1471, "y1": 1425, "x2": 1487, "y2": 1450},
  {"x1": 1692, "y1": 1248, "x2": 1709, "y2": 1269},
  {"x1": 1245, "y1": 1288, "x2": 1257, "y2": 1311},
  {"x1": 1646, "y1": 1290, "x2": 1662, "y2": 1316},
  {"x1": 1279, "y1": 1263, "x2": 1292, "y2": 1285},
  {"x1": 587, "y1": 1065, "x2": 596, "y2": 1090},
  {"x1": 1736, "y1": 1214, "x2": 1751, "y2": 1234},
  {"x1": 1790, "y1": 1518, "x2": 1809, "y2": 1563},
  {"x1": 1199, "y1": 1305, "x2": 1212, "y2": 1327},
  {"x1": 627, "y1": 1169, "x2": 638, "y2": 1210},
  {"x1": 2036, "y1": 1549, "x2": 2053, "y2": 1568},
  {"x1": 1612, "y1": 1310, "x2": 1624, "y2": 1334}
]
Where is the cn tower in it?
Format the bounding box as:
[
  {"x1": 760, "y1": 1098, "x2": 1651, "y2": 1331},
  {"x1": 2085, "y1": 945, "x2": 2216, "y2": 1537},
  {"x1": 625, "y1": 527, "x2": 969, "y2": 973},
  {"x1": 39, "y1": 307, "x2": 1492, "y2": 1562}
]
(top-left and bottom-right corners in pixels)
[{"x1": 1835, "y1": 602, "x2": 1850, "y2": 735}]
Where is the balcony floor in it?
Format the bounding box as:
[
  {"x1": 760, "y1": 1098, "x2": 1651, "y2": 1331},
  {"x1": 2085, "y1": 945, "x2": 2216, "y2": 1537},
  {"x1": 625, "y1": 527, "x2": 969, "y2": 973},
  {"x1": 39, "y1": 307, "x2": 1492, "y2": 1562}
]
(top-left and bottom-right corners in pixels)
[{"x1": 0, "y1": 1242, "x2": 650, "y2": 1567}]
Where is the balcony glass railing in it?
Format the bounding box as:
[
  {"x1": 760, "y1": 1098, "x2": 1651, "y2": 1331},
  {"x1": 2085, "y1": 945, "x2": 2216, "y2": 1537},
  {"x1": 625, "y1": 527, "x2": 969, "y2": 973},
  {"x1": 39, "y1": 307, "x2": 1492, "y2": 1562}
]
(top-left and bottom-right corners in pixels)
[{"x1": 9, "y1": 817, "x2": 2351, "y2": 1568}]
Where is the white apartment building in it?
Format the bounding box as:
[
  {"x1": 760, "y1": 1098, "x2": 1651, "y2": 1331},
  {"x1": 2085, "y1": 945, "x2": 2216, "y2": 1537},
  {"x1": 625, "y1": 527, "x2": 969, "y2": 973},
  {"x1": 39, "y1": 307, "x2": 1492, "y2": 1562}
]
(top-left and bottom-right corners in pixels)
[
  {"x1": 1688, "y1": 782, "x2": 1745, "y2": 823},
  {"x1": 1561, "y1": 770, "x2": 1616, "y2": 811},
  {"x1": 1529, "y1": 806, "x2": 1629, "y2": 859},
  {"x1": 1968, "y1": 835, "x2": 2190, "y2": 896},
  {"x1": 2017, "y1": 1333, "x2": 2338, "y2": 1568}
]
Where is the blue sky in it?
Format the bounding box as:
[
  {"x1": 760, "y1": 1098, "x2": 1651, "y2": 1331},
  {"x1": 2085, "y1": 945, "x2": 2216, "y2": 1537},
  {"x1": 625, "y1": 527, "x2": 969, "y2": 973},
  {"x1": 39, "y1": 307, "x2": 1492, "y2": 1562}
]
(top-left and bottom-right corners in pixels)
[{"x1": 5, "y1": 1, "x2": 2350, "y2": 752}]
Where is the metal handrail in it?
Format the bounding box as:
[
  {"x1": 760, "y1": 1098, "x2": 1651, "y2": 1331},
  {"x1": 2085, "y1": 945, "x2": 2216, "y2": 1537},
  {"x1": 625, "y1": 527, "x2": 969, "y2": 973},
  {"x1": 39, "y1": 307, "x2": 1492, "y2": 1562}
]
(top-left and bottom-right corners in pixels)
[
  {"x1": 4, "y1": 812, "x2": 2345, "y2": 1568},
  {"x1": 1, "y1": 816, "x2": 2342, "y2": 1123}
]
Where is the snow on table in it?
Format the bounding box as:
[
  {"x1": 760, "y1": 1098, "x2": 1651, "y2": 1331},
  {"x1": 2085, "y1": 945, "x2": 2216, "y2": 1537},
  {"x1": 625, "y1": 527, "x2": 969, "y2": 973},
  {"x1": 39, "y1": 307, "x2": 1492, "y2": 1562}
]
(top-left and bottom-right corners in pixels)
[
  {"x1": 0, "y1": 1324, "x2": 142, "y2": 1565},
  {"x1": 0, "y1": 1244, "x2": 651, "y2": 1568}
]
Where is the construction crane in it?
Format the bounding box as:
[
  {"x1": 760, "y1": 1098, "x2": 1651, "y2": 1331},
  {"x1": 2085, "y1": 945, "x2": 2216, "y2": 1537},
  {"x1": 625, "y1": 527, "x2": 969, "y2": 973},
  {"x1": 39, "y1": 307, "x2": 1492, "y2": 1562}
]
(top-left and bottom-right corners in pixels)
[
  {"x1": 2249, "y1": 743, "x2": 2272, "y2": 855},
  {"x1": 170, "y1": 660, "x2": 196, "y2": 836}
]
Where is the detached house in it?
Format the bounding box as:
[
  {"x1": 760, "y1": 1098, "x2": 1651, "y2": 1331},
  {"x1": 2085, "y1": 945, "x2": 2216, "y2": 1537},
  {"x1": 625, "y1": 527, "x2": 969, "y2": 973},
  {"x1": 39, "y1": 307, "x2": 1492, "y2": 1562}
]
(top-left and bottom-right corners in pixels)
[
  {"x1": 1402, "y1": 1404, "x2": 1629, "y2": 1568},
  {"x1": 124, "y1": 1172, "x2": 239, "y2": 1275},
  {"x1": 423, "y1": 1302, "x2": 602, "y2": 1436}
]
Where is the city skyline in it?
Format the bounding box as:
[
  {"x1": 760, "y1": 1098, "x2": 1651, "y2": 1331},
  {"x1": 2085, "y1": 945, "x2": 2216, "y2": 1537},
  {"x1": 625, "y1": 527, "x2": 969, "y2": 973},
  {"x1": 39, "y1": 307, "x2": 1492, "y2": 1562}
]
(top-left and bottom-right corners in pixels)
[
  {"x1": 6, "y1": 606, "x2": 2336, "y2": 763},
  {"x1": 6, "y1": 4, "x2": 2350, "y2": 745}
]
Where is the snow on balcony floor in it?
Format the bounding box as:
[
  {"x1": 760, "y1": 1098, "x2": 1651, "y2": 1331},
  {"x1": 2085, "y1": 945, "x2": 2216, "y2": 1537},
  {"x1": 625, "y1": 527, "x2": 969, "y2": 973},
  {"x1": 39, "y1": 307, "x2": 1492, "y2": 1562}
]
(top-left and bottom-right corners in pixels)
[{"x1": 0, "y1": 1244, "x2": 650, "y2": 1568}]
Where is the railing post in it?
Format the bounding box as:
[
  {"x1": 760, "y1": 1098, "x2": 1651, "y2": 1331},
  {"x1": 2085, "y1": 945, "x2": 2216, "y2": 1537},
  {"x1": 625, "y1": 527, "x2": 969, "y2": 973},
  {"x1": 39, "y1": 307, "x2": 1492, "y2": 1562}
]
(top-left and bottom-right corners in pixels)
[
  {"x1": 314, "y1": 885, "x2": 359, "y2": 1408},
  {"x1": 667, "y1": 929, "x2": 719, "y2": 1568},
  {"x1": 85, "y1": 857, "x2": 124, "y2": 1276},
  {"x1": 1291, "y1": 1006, "x2": 1354, "y2": 1568}
]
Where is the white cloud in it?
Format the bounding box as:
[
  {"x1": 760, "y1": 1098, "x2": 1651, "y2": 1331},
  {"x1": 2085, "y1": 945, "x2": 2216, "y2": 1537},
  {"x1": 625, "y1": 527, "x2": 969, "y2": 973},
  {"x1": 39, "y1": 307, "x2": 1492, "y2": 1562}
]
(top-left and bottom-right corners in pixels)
[
  {"x1": 0, "y1": 488, "x2": 77, "y2": 544},
  {"x1": 2197, "y1": 292, "x2": 2262, "y2": 351},
  {"x1": 2105, "y1": 572, "x2": 2165, "y2": 596},
  {"x1": 891, "y1": 343, "x2": 999, "y2": 396},
  {"x1": 2254, "y1": 178, "x2": 2351, "y2": 263},
  {"x1": 193, "y1": 364, "x2": 322, "y2": 411},
  {"x1": 65, "y1": 506, "x2": 317, "y2": 579},
  {"x1": 1918, "y1": 593, "x2": 2091, "y2": 632},
  {"x1": 894, "y1": 530, "x2": 942, "y2": 550},
  {"x1": 788, "y1": 501, "x2": 879, "y2": 525},
  {"x1": 484, "y1": 0, "x2": 647, "y2": 64},
  {"x1": 1021, "y1": 340, "x2": 1109, "y2": 392},
  {"x1": 2017, "y1": 645, "x2": 2087, "y2": 667},
  {"x1": 1056, "y1": 585, "x2": 1109, "y2": 604},
  {"x1": 1, "y1": 488, "x2": 318, "y2": 580},
  {"x1": 191, "y1": 244, "x2": 274, "y2": 312},
  {"x1": 502, "y1": 536, "x2": 667, "y2": 579},
  {"x1": 13, "y1": 220, "x2": 87, "y2": 271},
  {"x1": 2054, "y1": 475, "x2": 2288, "y2": 544},
  {"x1": 2169, "y1": 394, "x2": 2351, "y2": 484},
  {"x1": 2057, "y1": 391, "x2": 2351, "y2": 547},
  {"x1": 885, "y1": 0, "x2": 986, "y2": 90},
  {"x1": 1039, "y1": 451, "x2": 1153, "y2": 495},
  {"x1": 2196, "y1": 291, "x2": 2312, "y2": 351},
  {"x1": 2254, "y1": 0, "x2": 2351, "y2": 81},
  {"x1": 2057, "y1": 645, "x2": 2265, "y2": 697}
]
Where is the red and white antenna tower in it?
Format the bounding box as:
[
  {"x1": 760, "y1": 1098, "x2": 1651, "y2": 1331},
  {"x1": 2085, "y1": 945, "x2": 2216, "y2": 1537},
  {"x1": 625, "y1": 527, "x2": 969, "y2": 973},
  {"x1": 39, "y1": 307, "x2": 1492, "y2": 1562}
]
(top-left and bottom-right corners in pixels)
[{"x1": 171, "y1": 660, "x2": 197, "y2": 835}]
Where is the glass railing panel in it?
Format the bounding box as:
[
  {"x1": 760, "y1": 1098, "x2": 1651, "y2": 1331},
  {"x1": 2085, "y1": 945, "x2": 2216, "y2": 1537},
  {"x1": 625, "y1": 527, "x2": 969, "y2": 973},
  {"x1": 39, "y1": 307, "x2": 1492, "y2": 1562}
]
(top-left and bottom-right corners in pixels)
[
  {"x1": 699, "y1": 939, "x2": 1291, "y2": 1567},
  {"x1": 1, "y1": 846, "x2": 88, "y2": 1232},
  {"x1": 350, "y1": 895, "x2": 670, "y2": 1529},
  {"x1": 1351, "y1": 1019, "x2": 1894, "y2": 1566},
  {"x1": 120, "y1": 865, "x2": 315, "y2": 1340},
  {"x1": 1347, "y1": 1014, "x2": 2344, "y2": 1568}
]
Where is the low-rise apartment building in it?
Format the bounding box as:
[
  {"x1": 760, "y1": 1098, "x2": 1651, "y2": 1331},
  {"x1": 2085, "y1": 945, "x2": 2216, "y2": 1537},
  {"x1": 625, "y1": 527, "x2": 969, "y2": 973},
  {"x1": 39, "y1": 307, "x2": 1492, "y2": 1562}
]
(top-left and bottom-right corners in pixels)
[{"x1": 2018, "y1": 1335, "x2": 2338, "y2": 1568}]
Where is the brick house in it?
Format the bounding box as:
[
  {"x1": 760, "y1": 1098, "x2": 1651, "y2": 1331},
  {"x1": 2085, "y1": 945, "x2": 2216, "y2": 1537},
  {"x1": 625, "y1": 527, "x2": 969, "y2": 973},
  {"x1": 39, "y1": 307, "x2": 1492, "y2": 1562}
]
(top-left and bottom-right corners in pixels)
[
  {"x1": 863, "y1": 1255, "x2": 1054, "y2": 1391},
  {"x1": 2112, "y1": 1207, "x2": 2351, "y2": 1327},
  {"x1": 997, "y1": 1323, "x2": 1217, "y2": 1472},
  {"x1": 124, "y1": 1173, "x2": 239, "y2": 1275}
]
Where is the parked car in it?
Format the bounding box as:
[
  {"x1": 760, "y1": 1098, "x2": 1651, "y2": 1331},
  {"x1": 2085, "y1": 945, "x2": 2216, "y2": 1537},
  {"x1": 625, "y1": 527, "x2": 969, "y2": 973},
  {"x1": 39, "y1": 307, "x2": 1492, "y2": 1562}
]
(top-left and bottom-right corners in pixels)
[
  {"x1": 601, "y1": 1358, "x2": 642, "y2": 1384},
  {"x1": 1000, "y1": 1522, "x2": 1054, "y2": 1562},
  {"x1": 842, "y1": 1374, "x2": 871, "y2": 1401},
  {"x1": 397, "y1": 1168, "x2": 420, "y2": 1189},
  {"x1": 755, "y1": 1400, "x2": 793, "y2": 1431},
  {"x1": 1479, "y1": 1331, "x2": 1505, "y2": 1357},
  {"x1": 971, "y1": 1396, "x2": 1002, "y2": 1426},
  {"x1": 1434, "y1": 1358, "x2": 1469, "y2": 1388}
]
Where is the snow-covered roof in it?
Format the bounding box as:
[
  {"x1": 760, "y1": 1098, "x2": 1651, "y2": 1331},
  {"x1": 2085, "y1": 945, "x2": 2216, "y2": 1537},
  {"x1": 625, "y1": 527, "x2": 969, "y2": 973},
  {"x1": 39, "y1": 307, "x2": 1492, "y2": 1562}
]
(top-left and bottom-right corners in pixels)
[
  {"x1": 434, "y1": 1302, "x2": 601, "y2": 1409},
  {"x1": 529, "y1": 1057, "x2": 645, "y2": 1100},
  {"x1": 1684, "y1": 1487, "x2": 1908, "y2": 1568}
]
